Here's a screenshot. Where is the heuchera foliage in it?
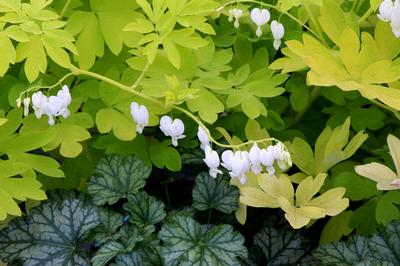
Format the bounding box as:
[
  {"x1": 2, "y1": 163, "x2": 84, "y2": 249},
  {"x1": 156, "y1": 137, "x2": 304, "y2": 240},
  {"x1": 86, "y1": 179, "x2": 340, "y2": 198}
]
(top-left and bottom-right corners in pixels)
[{"x1": 0, "y1": 0, "x2": 400, "y2": 264}]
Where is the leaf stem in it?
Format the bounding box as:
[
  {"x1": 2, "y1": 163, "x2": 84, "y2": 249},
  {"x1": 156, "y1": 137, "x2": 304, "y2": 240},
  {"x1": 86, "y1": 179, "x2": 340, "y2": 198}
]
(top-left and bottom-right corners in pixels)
[
  {"x1": 358, "y1": 8, "x2": 374, "y2": 24},
  {"x1": 37, "y1": 66, "x2": 285, "y2": 150},
  {"x1": 130, "y1": 61, "x2": 151, "y2": 89},
  {"x1": 207, "y1": 208, "x2": 212, "y2": 224},
  {"x1": 60, "y1": 0, "x2": 71, "y2": 17}
]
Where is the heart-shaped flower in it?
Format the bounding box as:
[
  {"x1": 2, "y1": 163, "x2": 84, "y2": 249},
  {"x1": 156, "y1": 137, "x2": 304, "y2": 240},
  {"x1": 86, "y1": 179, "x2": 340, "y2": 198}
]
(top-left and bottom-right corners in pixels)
[
  {"x1": 159, "y1": 115, "x2": 186, "y2": 146},
  {"x1": 271, "y1": 20, "x2": 285, "y2": 50},
  {"x1": 130, "y1": 102, "x2": 149, "y2": 134},
  {"x1": 378, "y1": 0, "x2": 395, "y2": 22},
  {"x1": 391, "y1": 1, "x2": 400, "y2": 37},
  {"x1": 203, "y1": 146, "x2": 222, "y2": 178},
  {"x1": 250, "y1": 8, "x2": 270, "y2": 37}
]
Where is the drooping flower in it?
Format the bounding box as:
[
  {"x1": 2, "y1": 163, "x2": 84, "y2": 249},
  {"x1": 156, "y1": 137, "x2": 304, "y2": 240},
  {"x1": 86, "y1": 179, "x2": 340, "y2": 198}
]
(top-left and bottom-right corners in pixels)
[
  {"x1": 228, "y1": 8, "x2": 243, "y2": 28},
  {"x1": 130, "y1": 102, "x2": 149, "y2": 134},
  {"x1": 23, "y1": 97, "x2": 30, "y2": 117},
  {"x1": 31, "y1": 85, "x2": 72, "y2": 125},
  {"x1": 249, "y1": 143, "x2": 263, "y2": 175},
  {"x1": 378, "y1": 0, "x2": 395, "y2": 22},
  {"x1": 222, "y1": 150, "x2": 250, "y2": 184},
  {"x1": 159, "y1": 115, "x2": 186, "y2": 147},
  {"x1": 203, "y1": 146, "x2": 222, "y2": 178},
  {"x1": 250, "y1": 8, "x2": 270, "y2": 37},
  {"x1": 270, "y1": 20, "x2": 285, "y2": 50},
  {"x1": 273, "y1": 142, "x2": 292, "y2": 170},
  {"x1": 221, "y1": 150, "x2": 234, "y2": 171},
  {"x1": 197, "y1": 126, "x2": 210, "y2": 150},
  {"x1": 259, "y1": 146, "x2": 276, "y2": 176},
  {"x1": 391, "y1": 1, "x2": 400, "y2": 37},
  {"x1": 57, "y1": 85, "x2": 72, "y2": 119}
]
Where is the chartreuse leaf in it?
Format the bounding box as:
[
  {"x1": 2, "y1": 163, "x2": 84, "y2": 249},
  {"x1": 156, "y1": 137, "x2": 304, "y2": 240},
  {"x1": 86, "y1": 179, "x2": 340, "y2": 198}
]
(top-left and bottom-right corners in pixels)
[
  {"x1": 313, "y1": 221, "x2": 400, "y2": 265},
  {"x1": 246, "y1": 225, "x2": 308, "y2": 265},
  {"x1": 0, "y1": 159, "x2": 47, "y2": 220},
  {"x1": 186, "y1": 87, "x2": 224, "y2": 123},
  {"x1": 192, "y1": 172, "x2": 239, "y2": 214},
  {"x1": 87, "y1": 155, "x2": 151, "y2": 205},
  {"x1": 271, "y1": 18, "x2": 400, "y2": 111},
  {"x1": 0, "y1": 31, "x2": 16, "y2": 76},
  {"x1": 0, "y1": 0, "x2": 77, "y2": 81},
  {"x1": 226, "y1": 68, "x2": 287, "y2": 119},
  {"x1": 240, "y1": 174, "x2": 349, "y2": 229},
  {"x1": 96, "y1": 108, "x2": 137, "y2": 141},
  {"x1": 355, "y1": 134, "x2": 400, "y2": 190},
  {"x1": 66, "y1": 0, "x2": 140, "y2": 69},
  {"x1": 289, "y1": 117, "x2": 368, "y2": 176},
  {"x1": 123, "y1": 191, "x2": 166, "y2": 226},
  {"x1": 0, "y1": 190, "x2": 99, "y2": 265},
  {"x1": 158, "y1": 215, "x2": 247, "y2": 265}
]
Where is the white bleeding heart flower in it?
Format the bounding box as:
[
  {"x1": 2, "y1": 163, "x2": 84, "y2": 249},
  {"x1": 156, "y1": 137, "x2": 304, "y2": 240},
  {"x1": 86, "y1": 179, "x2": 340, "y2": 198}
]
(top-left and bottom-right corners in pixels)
[
  {"x1": 203, "y1": 146, "x2": 222, "y2": 178},
  {"x1": 23, "y1": 97, "x2": 30, "y2": 117},
  {"x1": 250, "y1": 8, "x2": 270, "y2": 37},
  {"x1": 159, "y1": 115, "x2": 186, "y2": 146},
  {"x1": 31, "y1": 85, "x2": 72, "y2": 125},
  {"x1": 391, "y1": 1, "x2": 400, "y2": 37},
  {"x1": 249, "y1": 143, "x2": 263, "y2": 175},
  {"x1": 197, "y1": 126, "x2": 210, "y2": 150},
  {"x1": 273, "y1": 142, "x2": 292, "y2": 170},
  {"x1": 259, "y1": 146, "x2": 276, "y2": 176},
  {"x1": 229, "y1": 8, "x2": 243, "y2": 28},
  {"x1": 271, "y1": 20, "x2": 285, "y2": 50},
  {"x1": 130, "y1": 102, "x2": 149, "y2": 134},
  {"x1": 57, "y1": 85, "x2": 71, "y2": 118},
  {"x1": 378, "y1": 0, "x2": 395, "y2": 22},
  {"x1": 230, "y1": 151, "x2": 250, "y2": 184},
  {"x1": 221, "y1": 150, "x2": 234, "y2": 170}
]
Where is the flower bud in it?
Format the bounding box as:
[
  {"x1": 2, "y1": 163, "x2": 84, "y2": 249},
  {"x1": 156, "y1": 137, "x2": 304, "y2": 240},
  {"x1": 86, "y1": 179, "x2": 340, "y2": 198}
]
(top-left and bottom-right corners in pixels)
[
  {"x1": 197, "y1": 126, "x2": 210, "y2": 150},
  {"x1": 23, "y1": 97, "x2": 30, "y2": 116}
]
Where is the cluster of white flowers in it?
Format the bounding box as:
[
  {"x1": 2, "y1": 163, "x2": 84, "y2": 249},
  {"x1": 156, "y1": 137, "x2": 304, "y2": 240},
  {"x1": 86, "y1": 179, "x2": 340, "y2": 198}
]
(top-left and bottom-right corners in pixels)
[
  {"x1": 378, "y1": 0, "x2": 400, "y2": 37},
  {"x1": 196, "y1": 126, "x2": 292, "y2": 183},
  {"x1": 227, "y1": 7, "x2": 285, "y2": 49},
  {"x1": 130, "y1": 102, "x2": 149, "y2": 133},
  {"x1": 159, "y1": 116, "x2": 186, "y2": 147},
  {"x1": 27, "y1": 85, "x2": 72, "y2": 125}
]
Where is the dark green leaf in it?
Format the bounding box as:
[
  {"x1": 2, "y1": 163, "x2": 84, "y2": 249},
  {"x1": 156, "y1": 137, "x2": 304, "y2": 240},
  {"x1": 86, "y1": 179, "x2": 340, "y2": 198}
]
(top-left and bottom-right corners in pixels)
[
  {"x1": 313, "y1": 235, "x2": 371, "y2": 265},
  {"x1": 248, "y1": 226, "x2": 308, "y2": 266},
  {"x1": 192, "y1": 173, "x2": 239, "y2": 214},
  {"x1": 0, "y1": 190, "x2": 99, "y2": 265},
  {"x1": 158, "y1": 215, "x2": 247, "y2": 266},
  {"x1": 87, "y1": 155, "x2": 152, "y2": 205},
  {"x1": 92, "y1": 241, "x2": 126, "y2": 266},
  {"x1": 124, "y1": 191, "x2": 166, "y2": 226},
  {"x1": 94, "y1": 209, "x2": 124, "y2": 244}
]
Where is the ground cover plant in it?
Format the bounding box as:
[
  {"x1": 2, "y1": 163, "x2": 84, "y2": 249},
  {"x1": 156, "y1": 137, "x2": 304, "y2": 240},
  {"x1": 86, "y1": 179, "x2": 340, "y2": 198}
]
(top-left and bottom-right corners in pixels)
[{"x1": 0, "y1": 0, "x2": 400, "y2": 265}]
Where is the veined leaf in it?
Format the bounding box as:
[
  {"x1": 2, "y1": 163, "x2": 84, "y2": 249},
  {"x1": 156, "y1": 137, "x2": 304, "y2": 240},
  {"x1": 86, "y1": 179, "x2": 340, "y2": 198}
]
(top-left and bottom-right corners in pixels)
[
  {"x1": 247, "y1": 226, "x2": 309, "y2": 265},
  {"x1": 124, "y1": 191, "x2": 166, "y2": 226},
  {"x1": 158, "y1": 215, "x2": 247, "y2": 265},
  {"x1": 0, "y1": 190, "x2": 99, "y2": 265},
  {"x1": 87, "y1": 155, "x2": 151, "y2": 205},
  {"x1": 192, "y1": 172, "x2": 239, "y2": 214}
]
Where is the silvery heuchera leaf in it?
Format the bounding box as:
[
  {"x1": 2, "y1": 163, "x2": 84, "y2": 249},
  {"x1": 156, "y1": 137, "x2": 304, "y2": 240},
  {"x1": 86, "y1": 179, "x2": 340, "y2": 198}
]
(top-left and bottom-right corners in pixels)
[
  {"x1": 94, "y1": 209, "x2": 124, "y2": 244},
  {"x1": 313, "y1": 235, "x2": 373, "y2": 265},
  {"x1": 0, "y1": 190, "x2": 99, "y2": 266},
  {"x1": 123, "y1": 190, "x2": 166, "y2": 226},
  {"x1": 313, "y1": 221, "x2": 400, "y2": 265},
  {"x1": 87, "y1": 155, "x2": 152, "y2": 205},
  {"x1": 192, "y1": 172, "x2": 239, "y2": 214},
  {"x1": 113, "y1": 253, "x2": 142, "y2": 266},
  {"x1": 158, "y1": 215, "x2": 247, "y2": 266},
  {"x1": 91, "y1": 241, "x2": 126, "y2": 266},
  {"x1": 247, "y1": 226, "x2": 309, "y2": 266}
]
